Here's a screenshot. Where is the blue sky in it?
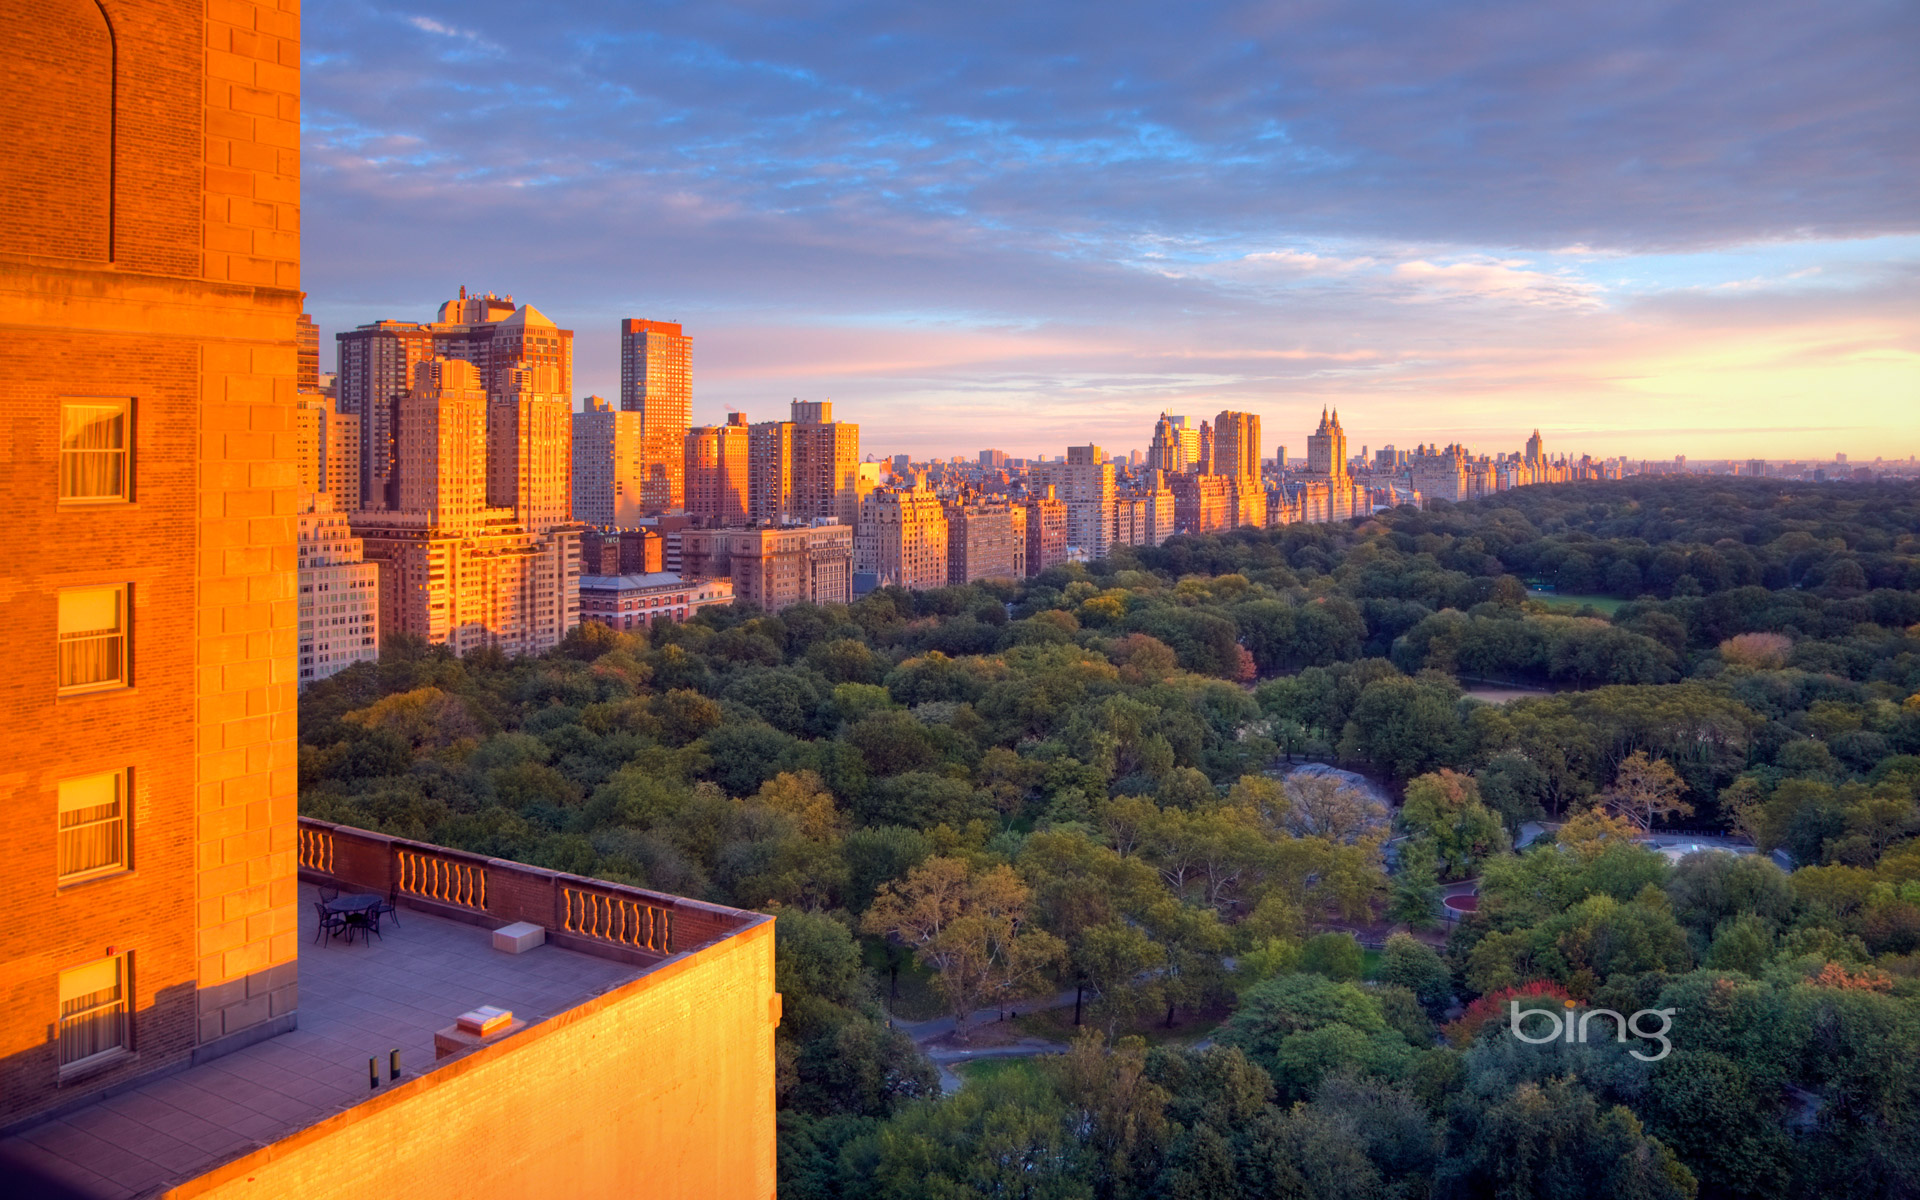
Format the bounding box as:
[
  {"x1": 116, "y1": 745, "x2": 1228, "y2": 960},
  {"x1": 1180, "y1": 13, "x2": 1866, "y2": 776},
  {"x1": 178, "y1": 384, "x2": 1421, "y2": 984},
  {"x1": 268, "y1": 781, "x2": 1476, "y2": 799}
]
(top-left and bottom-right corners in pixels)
[{"x1": 302, "y1": 0, "x2": 1919, "y2": 461}]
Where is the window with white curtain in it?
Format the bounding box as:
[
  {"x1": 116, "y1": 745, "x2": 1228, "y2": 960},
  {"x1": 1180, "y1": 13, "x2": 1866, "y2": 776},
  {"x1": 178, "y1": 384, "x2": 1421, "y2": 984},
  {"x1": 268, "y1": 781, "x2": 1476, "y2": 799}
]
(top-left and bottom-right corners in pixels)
[
  {"x1": 57, "y1": 585, "x2": 128, "y2": 692},
  {"x1": 57, "y1": 769, "x2": 127, "y2": 881},
  {"x1": 59, "y1": 398, "x2": 131, "y2": 502},
  {"x1": 58, "y1": 955, "x2": 128, "y2": 1071}
]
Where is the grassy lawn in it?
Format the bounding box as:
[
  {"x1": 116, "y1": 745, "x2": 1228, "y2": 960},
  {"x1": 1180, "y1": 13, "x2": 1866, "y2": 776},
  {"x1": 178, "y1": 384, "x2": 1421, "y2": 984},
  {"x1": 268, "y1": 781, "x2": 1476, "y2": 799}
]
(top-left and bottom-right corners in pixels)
[
  {"x1": 956, "y1": 1057, "x2": 1047, "y2": 1085},
  {"x1": 1362, "y1": 948, "x2": 1384, "y2": 980}
]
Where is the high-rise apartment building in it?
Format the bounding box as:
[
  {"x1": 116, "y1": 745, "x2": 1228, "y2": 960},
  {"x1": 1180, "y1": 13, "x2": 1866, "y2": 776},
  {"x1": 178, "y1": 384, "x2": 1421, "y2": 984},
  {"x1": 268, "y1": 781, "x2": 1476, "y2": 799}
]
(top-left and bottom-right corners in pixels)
[
  {"x1": 679, "y1": 523, "x2": 854, "y2": 610},
  {"x1": 572, "y1": 395, "x2": 646, "y2": 526},
  {"x1": 334, "y1": 319, "x2": 434, "y2": 508},
  {"x1": 792, "y1": 400, "x2": 862, "y2": 527},
  {"x1": 487, "y1": 368, "x2": 572, "y2": 534},
  {"x1": 685, "y1": 413, "x2": 751, "y2": 525},
  {"x1": 746, "y1": 400, "x2": 861, "y2": 525},
  {"x1": 0, "y1": 0, "x2": 301, "y2": 1129},
  {"x1": 748, "y1": 418, "x2": 797, "y2": 522},
  {"x1": 354, "y1": 359, "x2": 580, "y2": 657},
  {"x1": 1211, "y1": 410, "x2": 1261, "y2": 480},
  {"x1": 857, "y1": 486, "x2": 950, "y2": 591},
  {"x1": 295, "y1": 395, "x2": 362, "y2": 512},
  {"x1": 620, "y1": 318, "x2": 692, "y2": 511},
  {"x1": 1306, "y1": 407, "x2": 1351, "y2": 482},
  {"x1": 1032, "y1": 445, "x2": 1116, "y2": 561},
  {"x1": 298, "y1": 497, "x2": 380, "y2": 685},
  {"x1": 945, "y1": 499, "x2": 1027, "y2": 584},
  {"x1": 1023, "y1": 485, "x2": 1070, "y2": 575},
  {"x1": 336, "y1": 293, "x2": 573, "y2": 512}
]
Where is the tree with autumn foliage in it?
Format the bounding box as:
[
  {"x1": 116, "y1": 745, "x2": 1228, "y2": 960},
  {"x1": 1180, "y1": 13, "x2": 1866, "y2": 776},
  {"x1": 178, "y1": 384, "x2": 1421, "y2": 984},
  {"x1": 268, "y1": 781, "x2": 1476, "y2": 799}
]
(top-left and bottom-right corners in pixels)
[
  {"x1": 860, "y1": 856, "x2": 1066, "y2": 1037},
  {"x1": 1602, "y1": 751, "x2": 1693, "y2": 831}
]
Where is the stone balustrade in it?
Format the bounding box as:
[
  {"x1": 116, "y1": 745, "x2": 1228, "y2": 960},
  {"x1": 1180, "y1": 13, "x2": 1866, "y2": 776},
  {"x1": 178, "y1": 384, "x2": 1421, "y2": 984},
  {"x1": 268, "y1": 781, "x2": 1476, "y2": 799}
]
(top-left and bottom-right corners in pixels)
[{"x1": 296, "y1": 817, "x2": 757, "y2": 964}]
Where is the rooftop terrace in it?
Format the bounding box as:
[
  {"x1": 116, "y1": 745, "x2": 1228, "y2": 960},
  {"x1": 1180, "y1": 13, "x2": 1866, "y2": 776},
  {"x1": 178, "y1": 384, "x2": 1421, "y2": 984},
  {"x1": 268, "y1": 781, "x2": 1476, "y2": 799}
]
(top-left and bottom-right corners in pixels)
[{"x1": 0, "y1": 820, "x2": 763, "y2": 1199}]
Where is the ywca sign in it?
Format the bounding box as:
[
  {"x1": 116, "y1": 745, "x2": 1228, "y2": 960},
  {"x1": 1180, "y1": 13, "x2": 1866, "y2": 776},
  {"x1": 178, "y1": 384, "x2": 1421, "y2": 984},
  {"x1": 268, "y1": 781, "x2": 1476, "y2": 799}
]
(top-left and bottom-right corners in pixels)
[{"x1": 1509, "y1": 999, "x2": 1674, "y2": 1062}]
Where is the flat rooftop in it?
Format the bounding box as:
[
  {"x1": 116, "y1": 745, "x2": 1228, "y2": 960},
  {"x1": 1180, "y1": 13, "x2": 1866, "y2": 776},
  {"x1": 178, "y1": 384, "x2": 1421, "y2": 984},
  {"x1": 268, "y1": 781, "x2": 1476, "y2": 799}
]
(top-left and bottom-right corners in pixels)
[{"x1": 0, "y1": 885, "x2": 639, "y2": 1199}]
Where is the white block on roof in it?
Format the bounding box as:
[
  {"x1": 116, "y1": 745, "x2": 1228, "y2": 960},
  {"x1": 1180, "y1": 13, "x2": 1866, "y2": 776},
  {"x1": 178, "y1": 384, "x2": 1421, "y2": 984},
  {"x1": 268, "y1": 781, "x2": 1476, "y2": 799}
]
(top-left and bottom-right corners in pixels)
[{"x1": 492, "y1": 922, "x2": 545, "y2": 954}]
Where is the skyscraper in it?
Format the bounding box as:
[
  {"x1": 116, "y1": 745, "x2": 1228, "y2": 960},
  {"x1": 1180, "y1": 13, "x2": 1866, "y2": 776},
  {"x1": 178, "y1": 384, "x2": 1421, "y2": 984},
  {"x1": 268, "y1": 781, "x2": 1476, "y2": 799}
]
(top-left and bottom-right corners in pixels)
[
  {"x1": 791, "y1": 400, "x2": 862, "y2": 527},
  {"x1": 620, "y1": 318, "x2": 692, "y2": 510},
  {"x1": 297, "y1": 496, "x2": 380, "y2": 685},
  {"x1": 1307, "y1": 408, "x2": 1351, "y2": 483},
  {"x1": 1212, "y1": 411, "x2": 1262, "y2": 480},
  {"x1": 685, "y1": 413, "x2": 751, "y2": 526},
  {"x1": 572, "y1": 396, "x2": 646, "y2": 526}
]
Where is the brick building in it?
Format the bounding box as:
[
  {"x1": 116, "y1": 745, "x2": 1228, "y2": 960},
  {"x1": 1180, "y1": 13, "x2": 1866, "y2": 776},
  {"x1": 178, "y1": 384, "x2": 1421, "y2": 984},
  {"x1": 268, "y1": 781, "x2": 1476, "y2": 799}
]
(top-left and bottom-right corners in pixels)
[
  {"x1": 857, "y1": 486, "x2": 950, "y2": 591},
  {"x1": 571, "y1": 395, "x2": 645, "y2": 526},
  {"x1": 0, "y1": 0, "x2": 304, "y2": 1129},
  {"x1": 1022, "y1": 485, "x2": 1069, "y2": 576},
  {"x1": 678, "y1": 522, "x2": 854, "y2": 611},
  {"x1": 945, "y1": 499, "x2": 1027, "y2": 584},
  {"x1": 0, "y1": 8, "x2": 775, "y2": 1198},
  {"x1": 684, "y1": 412, "x2": 751, "y2": 525},
  {"x1": 354, "y1": 359, "x2": 580, "y2": 658},
  {"x1": 578, "y1": 573, "x2": 735, "y2": 631}
]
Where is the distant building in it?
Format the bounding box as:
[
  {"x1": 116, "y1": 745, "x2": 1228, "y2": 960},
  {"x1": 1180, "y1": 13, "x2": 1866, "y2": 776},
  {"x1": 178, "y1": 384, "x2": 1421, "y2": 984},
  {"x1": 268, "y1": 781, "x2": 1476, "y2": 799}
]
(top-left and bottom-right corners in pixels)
[
  {"x1": 297, "y1": 311, "x2": 320, "y2": 391},
  {"x1": 580, "y1": 527, "x2": 665, "y2": 576},
  {"x1": 336, "y1": 290, "x2": 574, "y2": 511},
  {"x1": 979, "y1": 448, "x2": 1008, "y2": 468},
  {"x1": 1171, "y1": 472, "x2": 1233, "y2": 534},
  {"x1": 578, "y1": 573, "x2": 733, "y2": 630},
  {"x1": 353, "y1": 359, "x2": 580, "y2": 657},
  {"x1": 572, "y1": 396, "x2": 646, "y2": 526},
  {"x1": 945, "y1": 499, "x2": 1026, "y2": 584},
  {"x1": 295, "y1": 394, "x2": 361, "y2": 513},
  {"x1": 1031, "y1": 445, "x2": 1116, "y2": 560},
  {"x1": 298, "y1": 496, "x2": 380, "y2": 684},
  {"x1": 685, "y1": 413, "x2": 751, "y2": 525},
  {"x1": 857, "y1": 486, "x2": 950, "y2": 591},
  {"x1": 678, "y1": 522, "x2": 854, "y2": 611},
  {"x1": 1022, "y1": 485, "x2": 1070, "y2": 575},
  {"x1": 620, "y1": 318, "x2": 692, "y2": 511}
]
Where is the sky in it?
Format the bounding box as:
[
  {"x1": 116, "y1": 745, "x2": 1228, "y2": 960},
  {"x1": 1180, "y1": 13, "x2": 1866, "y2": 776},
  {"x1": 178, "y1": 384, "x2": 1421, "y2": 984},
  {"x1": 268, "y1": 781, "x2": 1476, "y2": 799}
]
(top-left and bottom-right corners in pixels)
[{"x1": 302, "y1": 0, "x2": 1920, "y2": 462}]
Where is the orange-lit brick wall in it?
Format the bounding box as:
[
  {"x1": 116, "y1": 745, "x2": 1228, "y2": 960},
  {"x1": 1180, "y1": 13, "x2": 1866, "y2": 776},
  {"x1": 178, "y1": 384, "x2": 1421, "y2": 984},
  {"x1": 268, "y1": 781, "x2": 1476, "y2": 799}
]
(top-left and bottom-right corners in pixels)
[
  {"x1": 171, "y1": 918, "x2": 779, "y2": 1200},
  {"x1": 0, "y1": 0, "x2": 300, "y2": 1127}
]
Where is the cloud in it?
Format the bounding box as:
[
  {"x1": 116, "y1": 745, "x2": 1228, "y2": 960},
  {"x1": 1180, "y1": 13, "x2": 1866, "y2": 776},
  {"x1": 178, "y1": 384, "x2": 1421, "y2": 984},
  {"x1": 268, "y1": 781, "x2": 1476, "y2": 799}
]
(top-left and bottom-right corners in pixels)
[{"x1": 300, "y1": 0, "x2": 1920, "y2": 459}]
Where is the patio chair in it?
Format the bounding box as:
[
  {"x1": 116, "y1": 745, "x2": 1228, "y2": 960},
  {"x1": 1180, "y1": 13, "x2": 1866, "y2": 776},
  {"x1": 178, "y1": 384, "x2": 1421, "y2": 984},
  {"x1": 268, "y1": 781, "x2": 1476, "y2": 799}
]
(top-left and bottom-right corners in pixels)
[
  {"x1": 318, "y1": 883, "x2": 340, "y2": 904},
  {"x1": 345, "y1": 908, "x2": 382, "y2": 944},
  {"x1": 374, "y1": 883, "x2": 401, "y2": 929},
  {"x1": 313, "y1": 900, "x2": 347, "y2": 943}
]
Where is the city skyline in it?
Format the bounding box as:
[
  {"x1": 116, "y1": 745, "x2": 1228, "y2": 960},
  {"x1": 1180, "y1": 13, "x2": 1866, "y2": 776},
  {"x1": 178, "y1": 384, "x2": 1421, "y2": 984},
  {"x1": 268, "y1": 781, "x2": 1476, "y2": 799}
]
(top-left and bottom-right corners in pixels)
[{"x1": 302, "y1": 1, "x2": 1917, "y2": 461}]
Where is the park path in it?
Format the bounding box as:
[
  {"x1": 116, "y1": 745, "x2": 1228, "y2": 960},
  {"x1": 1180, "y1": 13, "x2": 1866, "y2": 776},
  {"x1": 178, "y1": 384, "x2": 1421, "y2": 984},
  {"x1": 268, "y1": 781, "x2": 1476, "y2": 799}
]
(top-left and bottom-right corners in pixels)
[{"x1": 893, "y1": 990, "x2": 1079, "y2": 1094}]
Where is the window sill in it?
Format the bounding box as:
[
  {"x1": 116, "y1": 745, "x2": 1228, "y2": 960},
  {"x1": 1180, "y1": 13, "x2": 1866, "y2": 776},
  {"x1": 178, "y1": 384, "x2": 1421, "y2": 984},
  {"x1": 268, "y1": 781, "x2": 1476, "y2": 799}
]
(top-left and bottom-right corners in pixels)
[
  {"x1": 58, "y1": 1047, "x2": 133, "y2": 1084},
  {"x1": 56, "y1": 684, "x2": 133, "y2": 700},
  {"x1": 57, "y1": 498, "x2": 135, "y2": 510},
  {"x1": 57, "y1": 867, "x2": 132, "y2": 892}
]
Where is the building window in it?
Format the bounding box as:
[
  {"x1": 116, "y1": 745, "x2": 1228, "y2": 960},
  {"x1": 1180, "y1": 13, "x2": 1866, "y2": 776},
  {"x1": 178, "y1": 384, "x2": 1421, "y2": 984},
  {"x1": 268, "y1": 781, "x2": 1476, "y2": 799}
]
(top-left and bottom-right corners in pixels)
[
  {"x1": 58, "y1": 770, "x2": 127, "y2": 881},
  {"x1": 58, "y1": 955, "x2": 129, "y2": 1072},
  {"x1": 60, "y1": 398, "x2": 132, "y2": 502},
  {"x1": 58, "y1": 585, "x2": 129, "y2": 692}
]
